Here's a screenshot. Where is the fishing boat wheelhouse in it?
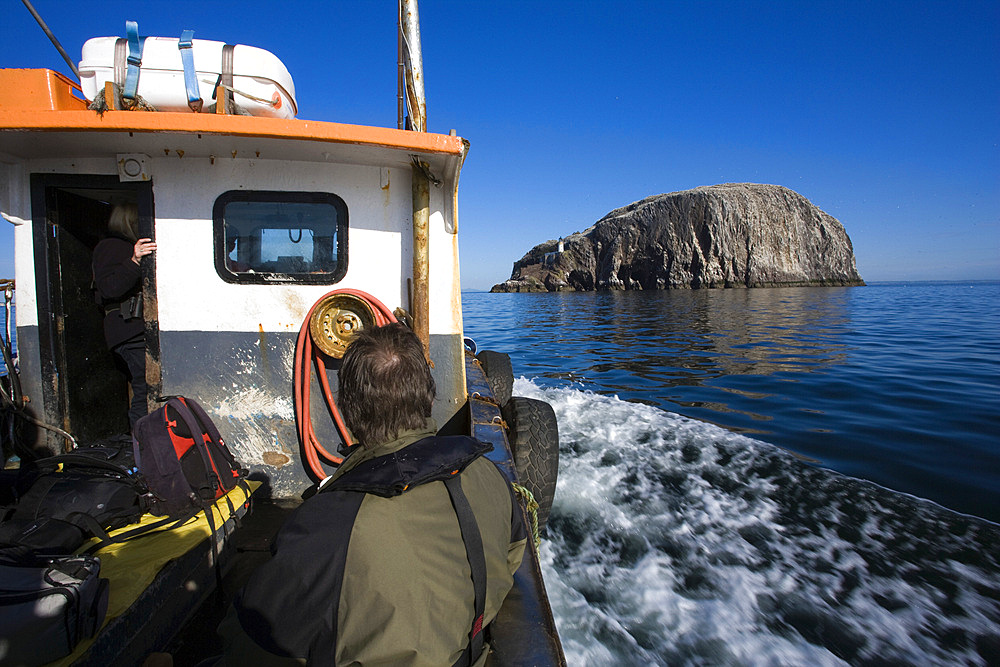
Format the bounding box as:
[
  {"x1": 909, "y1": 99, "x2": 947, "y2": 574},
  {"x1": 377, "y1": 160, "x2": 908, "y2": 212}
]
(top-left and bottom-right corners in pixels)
[{"x1": 0, "y1": 9, "x2": 563, "y2": 664}]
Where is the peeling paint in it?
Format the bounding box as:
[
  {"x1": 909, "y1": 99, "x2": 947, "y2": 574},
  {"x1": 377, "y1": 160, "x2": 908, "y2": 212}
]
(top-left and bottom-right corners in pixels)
[
  {"x1": 216, "y1": 389, "x2": 293, "y2": 422},
  {"x1": 214, "y1": 385, "x2": 294, "y2": 465}
]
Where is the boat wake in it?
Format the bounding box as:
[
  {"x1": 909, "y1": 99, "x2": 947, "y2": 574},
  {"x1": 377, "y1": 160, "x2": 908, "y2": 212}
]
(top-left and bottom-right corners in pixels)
[{"x1": 513, "y1": 379, "x2": 1000, "y2": 666}]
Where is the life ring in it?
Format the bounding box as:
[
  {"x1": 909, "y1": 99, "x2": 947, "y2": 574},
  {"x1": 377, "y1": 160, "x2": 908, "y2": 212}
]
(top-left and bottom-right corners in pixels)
[
  {"x1": 475, "y1": 350, "x2": 513, "y2": 408},
  {"x1": 501, "y1": 396, "x2": 559, "y2": 534}
]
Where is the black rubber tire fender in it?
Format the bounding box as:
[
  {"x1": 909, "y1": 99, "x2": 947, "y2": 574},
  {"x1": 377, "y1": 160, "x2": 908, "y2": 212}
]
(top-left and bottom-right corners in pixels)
[
  {"x1": 475, "y1": 350, "x2": 514, "y2": 408},
  {"x1": 502, "y1": 396, "x2": 559, "y2": 534}
]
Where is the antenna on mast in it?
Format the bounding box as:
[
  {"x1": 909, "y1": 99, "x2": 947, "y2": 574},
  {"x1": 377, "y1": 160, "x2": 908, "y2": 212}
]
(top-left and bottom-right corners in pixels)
[{"x1": 21, "y1": 0, "x2": 81, "y2": 80}]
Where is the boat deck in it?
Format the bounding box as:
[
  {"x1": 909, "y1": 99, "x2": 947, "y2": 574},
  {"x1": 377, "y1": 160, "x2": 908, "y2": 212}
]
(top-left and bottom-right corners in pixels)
[
  {"x1": 162, "y1": 498, "x2": 300, "y2": 667},
  {"x1": 48, "y1": 482, "x2": 263, "y2": 666}
]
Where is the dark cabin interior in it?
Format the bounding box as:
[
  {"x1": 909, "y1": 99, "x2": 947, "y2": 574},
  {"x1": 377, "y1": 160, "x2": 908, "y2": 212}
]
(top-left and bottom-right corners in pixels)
[{"x1": 31, "y1": 175, "x2": 154, "y2": 448}]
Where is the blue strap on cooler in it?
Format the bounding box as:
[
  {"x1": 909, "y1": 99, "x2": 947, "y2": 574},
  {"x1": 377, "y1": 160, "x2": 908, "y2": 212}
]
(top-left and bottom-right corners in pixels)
[
  {"x1": 123, "y1": 20, "x2": 146, "y2": 101},
  {"x1": 178, "y1": 29, "x2": 204, "y2": 112}
]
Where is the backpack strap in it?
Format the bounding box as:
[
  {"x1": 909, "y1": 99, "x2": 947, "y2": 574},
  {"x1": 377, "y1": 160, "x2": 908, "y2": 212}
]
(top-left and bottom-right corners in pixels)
[
  {"x1": 444, "y1": 474, "x2": 487, "y2": 667},
  {"x1": 163, "y1": 398, "x2": 247, "y2": 587},
  {"x1": 27, "y1": 454, "x2": 150, "y2": 513},
  {"x1": 32, "y1": 453, "x2": 140, "y2": 481},
  {"x1": 182, "y1": 397, "x2": 244, "y2": 476},
  {"x1": 320, "y1": 436, "x2": 491, "y2": 663},
  {"x1": 167, "y1": 397, "x2": 225, "y2": 498},
  {"x1": 77, "y1": 505, "x2": 200, "y2": 554}
]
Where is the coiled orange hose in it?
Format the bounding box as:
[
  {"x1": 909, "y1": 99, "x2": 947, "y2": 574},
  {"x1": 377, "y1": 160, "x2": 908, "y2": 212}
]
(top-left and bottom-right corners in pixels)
[{"x1": 294, "y1": 289, "x2": 397, "y2": 479}]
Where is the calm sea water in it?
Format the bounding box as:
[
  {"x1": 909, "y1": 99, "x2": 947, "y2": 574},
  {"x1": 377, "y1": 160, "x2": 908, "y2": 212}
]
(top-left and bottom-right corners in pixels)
[
  {"x1": 463, "y1": 283, "x2": 1000, "y2": 665},
  {"x1": 464, "y1": 283, "x2": 1000, "y2": 522}
]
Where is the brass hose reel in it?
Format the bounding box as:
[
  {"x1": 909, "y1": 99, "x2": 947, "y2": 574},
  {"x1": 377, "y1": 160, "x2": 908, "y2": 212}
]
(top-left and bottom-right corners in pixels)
[{"x1": 308, "y1": 292, "x2": 377, "y2": 358}]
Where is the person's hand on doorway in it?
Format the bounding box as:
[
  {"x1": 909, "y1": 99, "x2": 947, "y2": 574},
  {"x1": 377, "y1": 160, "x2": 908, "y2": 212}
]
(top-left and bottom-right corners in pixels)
[{"x1": 132, "y1": 238, "x2": 157, "y2": 264}]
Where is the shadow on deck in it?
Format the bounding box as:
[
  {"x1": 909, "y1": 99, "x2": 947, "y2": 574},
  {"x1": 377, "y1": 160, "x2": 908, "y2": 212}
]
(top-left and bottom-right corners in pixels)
[{"x1": 159, "y1": 498, "x2": 300, "y2": 667}]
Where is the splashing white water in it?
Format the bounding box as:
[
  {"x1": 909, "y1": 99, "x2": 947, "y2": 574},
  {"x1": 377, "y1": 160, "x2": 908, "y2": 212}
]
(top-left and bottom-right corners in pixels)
[{"x1": 512, "y1": 378, "x2": 1000, "y2": 666}]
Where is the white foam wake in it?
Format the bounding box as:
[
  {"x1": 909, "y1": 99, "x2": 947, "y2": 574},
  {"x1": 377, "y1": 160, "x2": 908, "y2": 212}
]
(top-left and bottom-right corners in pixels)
[{"x1": 513, "y1": 378, "x2": 1000, "y2": 666}]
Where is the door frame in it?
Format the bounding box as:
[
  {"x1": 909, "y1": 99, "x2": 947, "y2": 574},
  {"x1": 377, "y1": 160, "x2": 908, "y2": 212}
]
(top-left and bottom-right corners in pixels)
[{"x1": 29, "y1": 173, "x2": 157, "y2": 448}]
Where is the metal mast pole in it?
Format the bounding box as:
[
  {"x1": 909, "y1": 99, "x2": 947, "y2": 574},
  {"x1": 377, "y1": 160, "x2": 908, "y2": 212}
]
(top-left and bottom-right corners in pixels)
[
  {"x1": 399, "y1": 0, "x2": 427, "y2": 132},
  {"x1": 397, "y1": 10, "x2": 406, "y2": 130},
  {"x1": 400, "y1": 0, "x2": 431, "y2": 359}
]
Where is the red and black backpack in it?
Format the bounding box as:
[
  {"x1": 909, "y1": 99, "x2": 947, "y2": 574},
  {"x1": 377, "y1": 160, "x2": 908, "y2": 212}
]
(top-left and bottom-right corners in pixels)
[{"x1": 133, "y1": 396, "x2": 247, "y2": 518}]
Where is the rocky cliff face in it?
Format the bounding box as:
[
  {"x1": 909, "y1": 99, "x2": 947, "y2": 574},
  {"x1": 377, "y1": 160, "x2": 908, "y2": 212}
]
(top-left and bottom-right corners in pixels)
[{"x1": 491, "y1": 183, "x2": 865, "y2": 292}]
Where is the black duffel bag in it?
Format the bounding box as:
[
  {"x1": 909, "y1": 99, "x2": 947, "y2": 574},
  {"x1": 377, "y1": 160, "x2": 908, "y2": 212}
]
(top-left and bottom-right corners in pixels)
[
  {"x1": 0, "y1": 452, "x2": 149, "y2": 554},
  {"x1": 0, "y1": 552, "x2": 110, "y2": 666}
]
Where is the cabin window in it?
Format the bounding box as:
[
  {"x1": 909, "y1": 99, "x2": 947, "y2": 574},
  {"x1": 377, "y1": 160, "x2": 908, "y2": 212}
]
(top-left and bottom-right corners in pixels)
[{"x1": 213, "y1": 191, "x2": 348, "y2": 284}]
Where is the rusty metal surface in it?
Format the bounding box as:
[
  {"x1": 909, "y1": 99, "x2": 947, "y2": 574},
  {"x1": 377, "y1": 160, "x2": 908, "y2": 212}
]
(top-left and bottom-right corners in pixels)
[
  {"x1": 158, "y1": 330, "x2": 315, "y2": 498},
  {"x1": 411, "y1": 161, "x2": 430, "y2": 358},
  {"x1": 428, "y1": 333, "x2": 467, "y2": 434},
  {"x1": 150, "y1": 332, "x2": 477, "y2": 499}
]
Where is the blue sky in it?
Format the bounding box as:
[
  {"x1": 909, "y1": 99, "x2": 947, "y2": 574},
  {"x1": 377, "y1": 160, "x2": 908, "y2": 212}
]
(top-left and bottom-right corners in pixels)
[{"x1": 3, "y1": 1, "x2": 998, "y2": 288}]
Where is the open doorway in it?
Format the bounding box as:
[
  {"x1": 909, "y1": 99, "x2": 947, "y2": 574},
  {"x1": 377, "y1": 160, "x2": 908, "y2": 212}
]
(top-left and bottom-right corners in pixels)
[{"x1": 30, "y1": 174, "x2": 156, "y2": 448}]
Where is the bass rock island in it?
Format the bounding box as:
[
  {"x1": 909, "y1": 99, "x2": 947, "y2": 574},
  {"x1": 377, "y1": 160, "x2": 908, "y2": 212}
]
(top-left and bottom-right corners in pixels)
[{"x1": 491, "y1": 183, "x2": 865, "y2": 292}]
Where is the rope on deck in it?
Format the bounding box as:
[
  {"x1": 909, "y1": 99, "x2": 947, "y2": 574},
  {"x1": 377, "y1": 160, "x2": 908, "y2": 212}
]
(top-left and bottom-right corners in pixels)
[{"x1": 511, "y1": 482, "x2": 540, "y2": 552}]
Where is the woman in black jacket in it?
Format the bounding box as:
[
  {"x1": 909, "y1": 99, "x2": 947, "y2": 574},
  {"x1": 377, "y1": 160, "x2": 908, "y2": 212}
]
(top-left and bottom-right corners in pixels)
[{"x1": 92, "y1": 204, "x2": 156, "y2": 431}]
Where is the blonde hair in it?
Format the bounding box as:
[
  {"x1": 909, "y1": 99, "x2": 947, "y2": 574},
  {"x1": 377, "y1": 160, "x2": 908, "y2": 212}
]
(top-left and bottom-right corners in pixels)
[{"x1": 108, "y1": 204, "x2": 139, "y2": 242}]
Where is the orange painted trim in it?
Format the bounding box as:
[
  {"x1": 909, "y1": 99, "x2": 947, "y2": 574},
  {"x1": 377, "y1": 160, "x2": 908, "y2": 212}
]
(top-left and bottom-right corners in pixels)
[
  {"x1": 0, "y1": 69, "x2": 465, "y2": 156},
  {"x1": 0, "y1": 69, "x2": 88, "y2": 111}
]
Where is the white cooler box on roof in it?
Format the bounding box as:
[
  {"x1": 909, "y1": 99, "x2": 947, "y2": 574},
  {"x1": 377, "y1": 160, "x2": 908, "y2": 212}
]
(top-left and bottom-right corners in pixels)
[{"x1": 79, "y1": 33, "x2": 297, "y2": 119}]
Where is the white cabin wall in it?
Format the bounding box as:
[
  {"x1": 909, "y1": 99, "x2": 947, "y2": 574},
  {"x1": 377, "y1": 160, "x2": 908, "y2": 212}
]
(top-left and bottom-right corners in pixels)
[
  {"x1": 4, "y1": 151, "x2": 466, "y2": 346},
  {"x1": 151, "y1": 157, "x2": 415, "y2": 333},
  {"x1": 3, "y1": 151, "x2": 468, "y2": 475},
  {"x1": 5, "y1": 153, "x2": 467, "y2": 338},
  {"x1": 427, "y1": 204, "x2": 463, "y2": 337}
]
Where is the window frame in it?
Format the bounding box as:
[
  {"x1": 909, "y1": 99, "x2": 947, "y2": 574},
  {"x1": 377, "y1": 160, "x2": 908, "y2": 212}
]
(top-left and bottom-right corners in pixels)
[{"x1": 212, "y1": 190, "x2": 349, "y2": 285}]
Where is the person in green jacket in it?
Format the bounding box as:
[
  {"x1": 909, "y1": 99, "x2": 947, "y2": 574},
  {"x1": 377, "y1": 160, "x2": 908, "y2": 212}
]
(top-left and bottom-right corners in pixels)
[{"x1": 219, "y1": 323, "x2": 527, "y2": 666}]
